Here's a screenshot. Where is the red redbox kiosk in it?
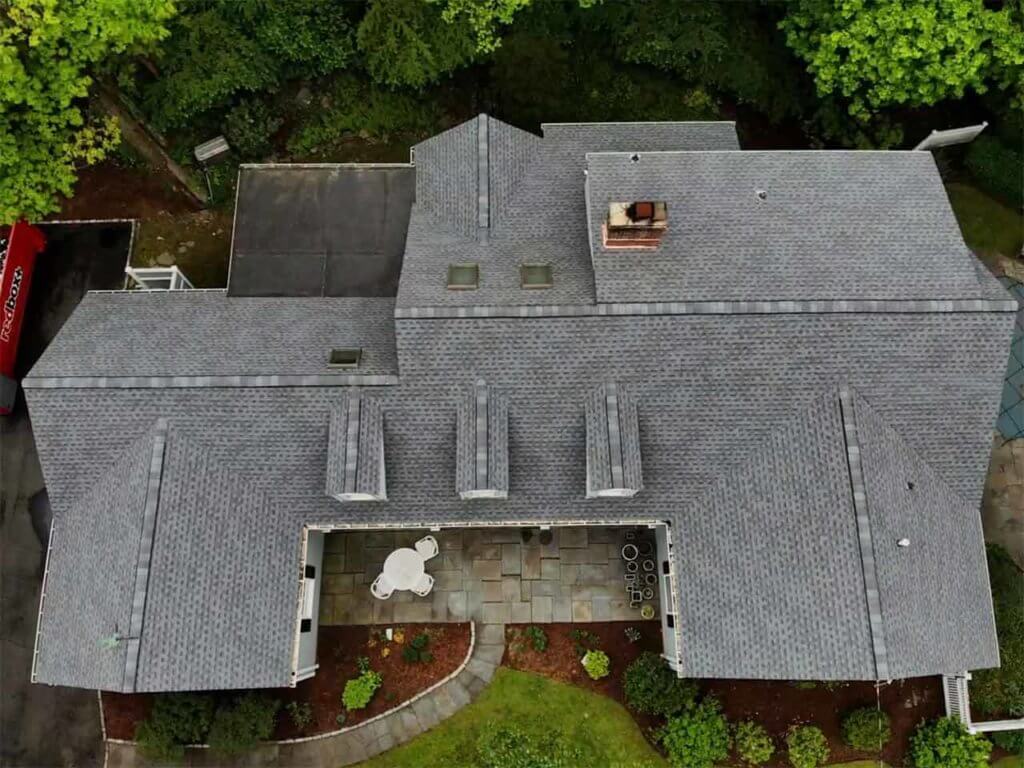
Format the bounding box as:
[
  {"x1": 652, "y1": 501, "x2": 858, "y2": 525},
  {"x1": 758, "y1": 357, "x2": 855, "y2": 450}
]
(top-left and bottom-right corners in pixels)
[{"x1": 0, "y1": 221, "x2": 46, "y2": 415}]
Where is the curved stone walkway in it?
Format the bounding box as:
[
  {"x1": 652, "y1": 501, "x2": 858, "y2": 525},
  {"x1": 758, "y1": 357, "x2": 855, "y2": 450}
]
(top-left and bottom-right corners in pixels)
[{"x1": 105, "y1": 623, "x2": 505, "y2": 768}]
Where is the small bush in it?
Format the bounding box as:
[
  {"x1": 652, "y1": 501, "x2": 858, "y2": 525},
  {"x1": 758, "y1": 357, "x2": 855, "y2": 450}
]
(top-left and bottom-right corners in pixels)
[
  {"x1": 786, "y1": 725, "x2": 829, "y2": 768},
  {"x1": 841, "y1": 707, "x2": 891, "y2": 751},
  {"x1": 582, "y1": 650, "x2": 610, "y2": 680},
  {"x1": 285, "y1": 701, "x2": 314, "y2": 731},
  {"x1": 990, "y1": 728, "x2": 1024, "y2": 754},
  {"x1": 207, "y1": 695, "x2": 280, "y2": 756},
  {"x1": 570, "y1": 628, "x2": 600, "y2": 658},
  {"x1": 965, "y1": 135, "x2": 1024, "y2": 207},
  {"x1": 525, "y1": 626, "x2": 548, "y2": 652},
  {"x1": 135, "y1": 693, "x2": 214, "y2": 763},
  {"x1": 402, "y1": 633, "x2": 433, "y2": 664},
  {"x1": 223, "y1": 98, "x2": 283, "y2": 159},
  {"x1": 623, "y1": 651, "x2": 698, "y2": 717},
  {"x1": 475, "y1": 722, "x2": 583, "y2": 768},
  {"x1": 911, "y1": 717, "x2": 991, "y2": 768},
  {"x1": 658, "y1": 697, "x2": 731, "y2": 768},
  {"x1": 624, "y1": 626, "x2": 642, "y2": 643},
  {"x1": 343, "y1": 669, "x2": 383, "y2": 710},
  {"x1": 735, "y1": 721, "x2": 775, "y2": 766}
]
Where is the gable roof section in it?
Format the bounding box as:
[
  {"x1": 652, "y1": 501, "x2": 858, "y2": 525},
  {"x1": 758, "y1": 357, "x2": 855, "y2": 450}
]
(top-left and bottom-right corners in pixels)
[
  {"x1": 584, "y1": 150, "x2": 1005, "y2": 305},
  {"x1": 32, "y1": 420, "x2": 301, "y2": 692}
]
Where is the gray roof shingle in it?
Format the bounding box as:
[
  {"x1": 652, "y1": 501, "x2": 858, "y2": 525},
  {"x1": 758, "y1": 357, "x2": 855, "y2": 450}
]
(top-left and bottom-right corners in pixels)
[
  {"x1": 456, "y1": 381, "x2": 509, "y2": 499},
  {"x1": 326, "y1": 392, "x2": 387, "y2": 501}
]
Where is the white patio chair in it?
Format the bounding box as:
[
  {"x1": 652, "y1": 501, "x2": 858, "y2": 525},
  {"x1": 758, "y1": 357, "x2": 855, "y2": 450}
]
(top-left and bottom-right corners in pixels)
[
  {"x1": 370, "y1": 572, "x2": 394, "y2": 600},
  {"x1": 414, "y1": 535, "x2": 439, "y2": 561},
  {"x1": 411, "y1": 572, "x2": 434, "y2": 597}
]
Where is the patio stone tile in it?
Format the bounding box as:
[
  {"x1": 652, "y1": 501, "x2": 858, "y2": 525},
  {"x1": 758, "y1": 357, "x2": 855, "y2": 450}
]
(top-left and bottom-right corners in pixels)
[
  {"x1": 467, "y1": 590, "x2": 484, "y2": 620},
  {"x1": 318, "y1": 594, "x2": 334, "y2": 623},
  {"x1": 324, "y1": 574, "x2": 354, "y2": 594},
  {"x1": 431, "y1": 591, "x2": 449, "y2": 622},
  {"x1": 472, "y1": 559, "x2": 502, "y2": 580},
  {"x1": 482, "y1": 602, "x2": 512, "y2": 624},
  {"x1": 540, "y1": 531, "x2": 560, "y2": 558},
  {"x1": 478, "y1": 623, "x2": 505, "y2": 645},
  {"x1": 560, "y1": 564, "x2": 580, "y2": 585},
  {"x1": 572, "y1": 600, "x2": 593, "y2": 622},
  {"x1": 590, "y1": 528, "x2": 612, "y2": 543},
  {"x1": 501, "y1": 544, "x2": 522, "y2": 575},
  {"x1": 334, "y1": 594, "x2": 356, "y2": 623},
  {"x1": 447, "y1": 679, "x2": 472, "y2": 707},
  {"x1": 577, "y1": 564, "x2": 609, "y2": 585},
  {"x1": 433, "y1": 570, "x2": 463, "y2": 591},
  {"x1": 475, "y1": 643, "x2": 504, "y2": 665},
  {"x1": 438, "y1": 551, "x2": 463, "y2": 570},
  {"x1": 530, "y1": 580, "x2": 558, "y2": 597},
  {"x1": 375, "y1": 731, "x2": 396, "y2": 755},
  {"x1": 338, "y1": 738, "x2": 368, "y2": 766},
  {"x1": 532, "y1": 595, "x2": 553, "y2": 623},
  {"x1": 520, "y1": 580, "x2": 531, "y2": 601},
  {"x1": 447, "y1": 591, "x2": 468, "y2": 619},
  {"x1": 592, "y1": 595, "x2": 611, "y2": 621},
  {"x1": 465, "y1": 672, "x2": 487, "y2": 696},
  {"x1": 372, "y1": 599, "x2": 394, "y2": 624},
  {"x1": 439, "y1": 530, "x2": 463, "y2": 550},
  {"x1": 560, "y1": 528, "x2": 588, "y2": 548},
  {"x1": 540, "y1": 559, "x2": 560, "y2": 580},
  {"x1": 587, "y1": 542, "x2": 609, "y2": 563},
  {"x1": 489, "y1": 528, "x2": 523, "y2": 543},
  {"x1": 560, "y1": 548, "x2": 591, "y2": 565},
  {"x1": 345, "y1": 537, "x2": 365, "y2": 572},
  {"x1": 323, "y1": 552, "x2": 346, "y2": 573},
  {"x1": 501, "y1": 577, "x2": 520, "y2": 603},
  {"x1": 552, "y1": 595, "x2": 572, "y2": 622},
  {"x1": 609, "y1": 598, "x2": 634, "y2": 621},
  {"x1": 364, "y1": 547, "x2": 390, "y2": 571},
  {"x1": 349, "y1": 597, "x2": 374, "y2": 624},
  {"x1": 411, "y1": 695, "x2": 441, "y2": 730},
  {"x1": 521, "y1": 547, "x2": 542, "y2": 579},
  {"x1": 394, "y1": 602, "x2": 432, "y2": 623},
  {"x1": 325, "y1": 534, "x2": 346, "y2": 553},
  {"x1": 466, "y1": 657, "x2": 497, "y2": 682},
  {"x1": 399, "y1": 708, "x2": 422, "y2": 735},
  {"x1": 481, "y1": 580, "x2": 503, "y2": 602},
  {"x1": 433, "y1": 685, "x2": 458, "y2": 718},
  {"x1": 366, "y1": 531, "x2": 395, "y2": 548},
  {"x1": 511, "y1": 601, "x2": 532, "y2": 623}
]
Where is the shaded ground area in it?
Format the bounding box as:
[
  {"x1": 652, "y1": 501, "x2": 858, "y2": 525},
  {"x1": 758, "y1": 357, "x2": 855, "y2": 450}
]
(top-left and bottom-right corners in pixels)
[
  {"x1": 1, "y1": 223, "x2": 130, "y2": 768},
  {"x1": 56, "y1": 162, "x2": 198, "y2": 221},
  {"x1": 983, "y1": 437, "x2": 1024, "y2": 568},
  {"x1": 131, "y1": 210, "x2": 233, "y2": 289},
  {"x1": 101, "y1": 622, "x2": 471, "y2": 741},
  {"x1": 704, "y1": 676, "x2": 943, "y2": 768}
]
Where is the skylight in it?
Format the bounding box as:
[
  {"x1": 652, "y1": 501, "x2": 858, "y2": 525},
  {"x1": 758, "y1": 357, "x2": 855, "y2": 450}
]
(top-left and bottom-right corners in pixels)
[
  {"x1": 604, "y1": 201, "x2": 668, "y2": 249},
  {"x1": 328, "y1": 348, "x2": 362, "y2": 367},
  {"x1": 447, "y1": 263, "x2": 479, "y2": 290},
  {"x1": 520, "y1": 264, "x2": 553, "y2": 289}
]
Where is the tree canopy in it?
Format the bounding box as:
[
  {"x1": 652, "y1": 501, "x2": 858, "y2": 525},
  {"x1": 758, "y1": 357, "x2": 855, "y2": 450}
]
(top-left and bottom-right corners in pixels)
[{"x1": 0, "y1": 0, "x2": 175, "y2": 222}]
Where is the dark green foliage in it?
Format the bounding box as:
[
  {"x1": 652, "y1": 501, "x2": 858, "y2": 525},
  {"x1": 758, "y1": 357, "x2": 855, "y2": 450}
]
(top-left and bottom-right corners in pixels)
[
  {"x1": 735, "y1": 721, "x2": 775, "y2": 766},
  {"x1": 223, "y1": 98, "x2": 283, "y2": 158},
  {"x1": 207, "y1": 695, "x2": 280, "y2": 756},
  {"x1": 525, "y1": 626, "x2": 548, "y2": 652},
  {"x1": 402, "y1": 632, "x2": 434, "y2": 664},
  {"x1": 785, "y1": 725, "x2": 829, "y2": 768},
  {"x1": 357, "y1": 0, "x2": 477, "y2": 89},
  {"x1": 972, "y1": 545, "x2": 1024, "y2": 717},
  {"x1": 135, "y1": 693, "x2": 214, "y2": 763},
  {"x1": 284, "y1": 701, "x2": 314, "y2": 731},
  {"x1": 841, "y1": 707, "x2": 891, "y2": 751},
  {"x1": 569, "y1": 628, "x2": 600, "y2": 658},
  {"x1": 475, "y1": 722, "x2": 584, "y2": 768},
  {"x1": 357, "y1": 655, "x2": 372, "y2": 674},
  {"x1": 623, "y1": 651, "x2": 698, "y2": 717},
  {"x1": 966, "y1": 135, "x2": 1024, "y2": 207},
  {"x1": 990, "y1": 728, "x2": 1024, "y2": 754},
  {"x1": 911, "y1": 717, "x2": 991, "y2": 768},
  {"x1": 658, "y1": 697, "x2": 731, "y2": 768}
]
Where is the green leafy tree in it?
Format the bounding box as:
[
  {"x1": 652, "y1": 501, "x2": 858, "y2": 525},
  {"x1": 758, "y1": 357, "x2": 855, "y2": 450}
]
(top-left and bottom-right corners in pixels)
[
  {"x1": 431, "y1": 0, "x2": 532, "y2": 53},
  {"x1": 659, "y1": 697, "x2": 732, "y2": 768},
  {"x1": 911, "y1": 717, "x2": 991, "y2": 768},
  {"x1": 781, "y1": 0, "x2": 1024, "y2": 120},
  {"x1": 0, "y1": 0, "x2": 175, "y2": 223},
  {"x1": 357, "y1": 0, "x2": 478, "y2": 88}
]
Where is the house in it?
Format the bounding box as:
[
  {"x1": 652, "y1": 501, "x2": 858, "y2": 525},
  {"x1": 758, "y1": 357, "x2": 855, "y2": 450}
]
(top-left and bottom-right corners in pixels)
[{"x1": 25, "y1": 116, "x2": 1017, "y2": 694}]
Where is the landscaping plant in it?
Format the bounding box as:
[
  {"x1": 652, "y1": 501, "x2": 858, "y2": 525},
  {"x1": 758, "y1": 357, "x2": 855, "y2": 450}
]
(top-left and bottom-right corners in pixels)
[
  {"x1": 841, "y1": 707, "x2": 891, "y2": 751},
  {"x1": 344, "y1": 669, "x2": 384, "y2": 710},
  {"x1": 524, "y1": 625, "x2": 548, "y2": 652},
  {"x1": 622, "y1": 651, "x2": 698, "y2": 717},
  {"x1": 135, "y1": 693, "x2": 214, "y2": 763},
  {"x1": 624, "y1": 626, "x2": 642, "y2": 643},
  {"x1": 658, "y1": 696, "x2": 731, "y2": 768},
  {"x1": 990, "y1": 728, "x2": 1024, "y2": 755},
  {"x1": 207, "y1": 694, "x2": 280, "y2": 756},
  {"x1": 971, "y1": 545, "x2": 1024, "y2": 718},
  {"x1": 285, "y1": 700, "x2": 314, "y2": 731},
  {"x1": 582, "y1": 650, "x2": 610, "y2": 680},
  {"x1": 735, "y1": 721, "x2": 775, "y2": 766},
  {"x1": 785, "y1": 725, "x2": 829, "y2": 768},
  {"x1": 475, "y1": 722, "x2": 584, "y2": 768},
  {"x1": 402, "y1": 632, "x2": 433, "y2": 664},
  {"x1": 570, "y1": 628, "x2": 600, "y2": 658},
  {"x1": 910, "y1": 717, "x2": 991, "y2": 768}
]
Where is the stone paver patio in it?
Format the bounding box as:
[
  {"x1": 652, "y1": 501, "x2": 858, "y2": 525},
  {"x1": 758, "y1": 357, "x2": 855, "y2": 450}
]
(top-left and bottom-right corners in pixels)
[{"x1": 319, "y1": 526, "x2": 659, "y2": 626}]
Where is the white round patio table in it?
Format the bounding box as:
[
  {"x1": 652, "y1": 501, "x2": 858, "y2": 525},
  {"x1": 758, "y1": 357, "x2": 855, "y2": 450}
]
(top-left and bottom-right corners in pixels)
[{"x1": 382, "y1": 548, "x2": 425, "y2": 591}]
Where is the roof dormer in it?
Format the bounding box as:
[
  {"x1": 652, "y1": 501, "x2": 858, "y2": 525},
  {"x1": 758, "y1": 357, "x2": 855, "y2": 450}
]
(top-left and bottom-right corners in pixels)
[
  {"x1": 456, "y1": 380, "x2": 509, "y2": 499},
  {"x1": 326, "y1": 392, "x2": 386, "y2": 502},
  {"x1": 585, "y1": 382, "x2": 642, "y2": 498}
]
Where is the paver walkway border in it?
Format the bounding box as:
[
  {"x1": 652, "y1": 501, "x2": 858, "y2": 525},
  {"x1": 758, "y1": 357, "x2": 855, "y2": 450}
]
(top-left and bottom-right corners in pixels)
[{"x1": 103, "y1": 622, "x2": 506, "y2": 768}]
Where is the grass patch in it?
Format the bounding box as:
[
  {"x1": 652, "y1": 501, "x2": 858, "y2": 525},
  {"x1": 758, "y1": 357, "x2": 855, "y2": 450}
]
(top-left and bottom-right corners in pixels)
[
  {"x1": 945, "y1": 182, "x2": 1023, "y2": 270},
  {"x1": 994, "y1": 758, "x2": 1024, "y2": 768},
  {"x1": 356, "y1": 667, "x2": 665, "y2": 767}
]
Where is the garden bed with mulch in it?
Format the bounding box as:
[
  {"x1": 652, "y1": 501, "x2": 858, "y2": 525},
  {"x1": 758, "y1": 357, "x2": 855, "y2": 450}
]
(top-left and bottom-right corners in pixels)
[{"x1": 102, "y1": 622, "x2": 471, "y2": 741}]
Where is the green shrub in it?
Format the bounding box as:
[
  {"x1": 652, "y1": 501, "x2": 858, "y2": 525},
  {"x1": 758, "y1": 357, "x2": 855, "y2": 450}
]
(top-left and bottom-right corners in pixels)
[
  {"x1": 911, "y1": 717, "x2": 991, "y2": 768},
  {"x1": 841, "y1": 707, "x2": 891, "y2": 751},
  {"x1": 402, "y1": 633, "x2": 433, "y2": 664},
  {"x1": 991, "y1": 728, "x2": 1024, "y2": 754},
  {"x1": 658, "y1": 697, "x2": 731, "y2": 768},
  {"x1": 582, "y1": 650, "x2": 610, "y2": 680},
  {"x1": 786, "y1": 725, "x2": 829, "y2": 768},
  {"x1": 972, "y1": 545, "x2": 1024, "y2": 717},
  {"x1": 343, "y1": 670, "x2": 383, "y2": 710},
  {"x1": 525, "y1": 625, "x2": 548, "y2": 652},
  {"x1": 207, "y1": 695, "x2": 279, "y2": 756},
  {"x1": 135, "y1": 693, "x2": 214, "y2": 763},
  {"x1": 570, "y1": 628, "x2": 600, "y2": 658},
  {"x1": 965, "y1": 135, "x2": 1024, "y2": 207},
  {"x1": 735, "y1": 721, "x2": 775, "y2": 765},
  {"x1": 622, "y1": 651, "x2": 698, "y2": 717},
  {"x1": 284, "y1": 700, "x2": 313, "y2": 731},
  {"x1": 223, "y1": 98, "x2": 283, "y2": 159},
  {"x1": 475, "y1": 722, "x2": 584, "y2": 768}
]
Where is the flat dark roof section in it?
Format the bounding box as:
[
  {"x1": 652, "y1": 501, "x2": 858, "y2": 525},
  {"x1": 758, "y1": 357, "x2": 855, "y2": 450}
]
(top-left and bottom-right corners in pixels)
[{"x1": 228, "y1": 166, "x2": 415, "y2": 297}]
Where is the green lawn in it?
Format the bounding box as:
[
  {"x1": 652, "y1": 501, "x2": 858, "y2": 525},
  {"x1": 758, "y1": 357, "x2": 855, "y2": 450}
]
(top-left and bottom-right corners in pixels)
[
  {"x1": 995, "y1": 757, "x2": 1024, "y2": 768},
  {"x1": 356, "y1": 667, "x2": 666, "y2": 768},
  {"x1": 946, "y1": 182, "x2": 1024, "y2": 269}
]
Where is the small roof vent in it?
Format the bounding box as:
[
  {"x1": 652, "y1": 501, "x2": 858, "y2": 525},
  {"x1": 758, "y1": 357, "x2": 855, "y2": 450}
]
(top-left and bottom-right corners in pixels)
[
  {"x1": 585, "y1": 382, "x2": 642, "y2": 498},
  {"x1": 328, "y1": 348, "x2": 361, "y2": 368}
]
